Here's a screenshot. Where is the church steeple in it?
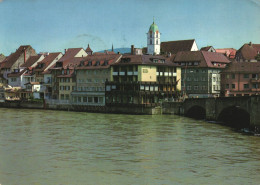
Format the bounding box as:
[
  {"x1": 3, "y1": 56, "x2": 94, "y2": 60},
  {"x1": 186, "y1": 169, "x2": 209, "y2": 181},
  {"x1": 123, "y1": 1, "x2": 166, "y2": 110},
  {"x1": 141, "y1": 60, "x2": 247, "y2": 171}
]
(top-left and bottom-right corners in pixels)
[
  {"x1": 112, "y1": 44, "x2": 114, "y2": 52},
  {"x1": 147, "y1": 19, "x2": 160, "y2": 55}
]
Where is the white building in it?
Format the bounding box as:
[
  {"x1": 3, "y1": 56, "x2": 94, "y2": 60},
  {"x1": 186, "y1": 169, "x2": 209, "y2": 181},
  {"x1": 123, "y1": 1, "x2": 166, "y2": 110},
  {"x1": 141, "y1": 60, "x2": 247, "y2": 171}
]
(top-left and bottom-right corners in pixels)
[{"x1": 147, "y1": 21, "x2": 160, "y2": 55}]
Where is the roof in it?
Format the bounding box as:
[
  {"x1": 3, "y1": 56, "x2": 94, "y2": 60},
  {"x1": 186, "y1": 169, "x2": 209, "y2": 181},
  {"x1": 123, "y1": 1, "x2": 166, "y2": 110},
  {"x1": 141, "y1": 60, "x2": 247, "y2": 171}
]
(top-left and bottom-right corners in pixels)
[
  {"x1": 149, "y1": 22, "x2": 159, "y2": 32},
  {"x1": 215, "y1": 48, "x2": 237, "y2": 59},
  {"x1": 86, "y1": 44, "x2": 93, "y2": 52},
  {"x1": 112, "y1": 54, "x2": 176, "y2": 67},
  {"x1": 236, "y1": 43, "x2": 260, "y2": 60},
  {"x1": 173, "y1": 51, "x2": 230, "y2": 68},
  {"x1": 7, "y1": 69, "x2": 26, "y2": 77},
  {"x1": 20, "y1": 55, "x2": 42, "y2": 68},
  {"x1": 161, "y1": 39, "x2": 195, "y2": 54},
  {"x1": 34, "y1": 52, "x2": 61, "y2": 72},
  {"x1": 59, "y1": 48, "x2": 84, "y2": 62},
  {"x1": 0, "y1": 54, "x2": 6, "y2": 63},
  {"x1": 1, "y1": 45, "x2": 35, "y2": 69},
  {"x1": 221, "y1": 61, "x2": 260, "y2": 73},
  {"x1": 200, "y1": 46, "x2": 212, "y2": 51},
  {"x1": 76, "y1": 54, "x2": 122, "y2": 69}
]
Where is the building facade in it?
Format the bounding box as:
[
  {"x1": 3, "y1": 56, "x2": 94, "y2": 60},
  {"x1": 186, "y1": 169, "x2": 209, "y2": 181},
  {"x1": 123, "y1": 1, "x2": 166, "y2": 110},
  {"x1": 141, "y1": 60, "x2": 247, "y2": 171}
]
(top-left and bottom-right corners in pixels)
[
  {"x1": 221, "y1": 62, "x2": 260, "y2": 97},
  {"x1": 173, "y1": 51, "x2": 230, "y2": 98},
  {"x1": 105, "y1": 54, "x2": 181, "y2": 107}
]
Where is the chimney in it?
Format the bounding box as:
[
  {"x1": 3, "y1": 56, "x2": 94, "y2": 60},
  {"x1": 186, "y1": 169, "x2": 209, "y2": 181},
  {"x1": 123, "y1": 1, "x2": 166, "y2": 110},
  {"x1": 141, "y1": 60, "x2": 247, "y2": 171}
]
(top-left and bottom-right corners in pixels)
[
  {"x1": 168, "y1": 52, "x2": 171, "y2": 57},
  {"x1": 249, "y1": 42, "x2": 252, "y2": 46},
  {"x1": 64, "y1": 49, "x2": 67, "y2": 54},
  {"x1": 131, "y1": 45, "x2": 134, "y2": 55},
  {"x1": 117, "y1": 52, "x2": 120, "y2": 54}
]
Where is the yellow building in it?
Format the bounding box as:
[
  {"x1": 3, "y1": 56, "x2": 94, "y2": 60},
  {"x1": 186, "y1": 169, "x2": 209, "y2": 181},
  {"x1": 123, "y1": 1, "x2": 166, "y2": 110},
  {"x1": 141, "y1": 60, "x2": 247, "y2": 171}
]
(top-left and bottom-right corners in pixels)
[{"x1": 106, "y1": 54, "x2": 181, "y2": 106}]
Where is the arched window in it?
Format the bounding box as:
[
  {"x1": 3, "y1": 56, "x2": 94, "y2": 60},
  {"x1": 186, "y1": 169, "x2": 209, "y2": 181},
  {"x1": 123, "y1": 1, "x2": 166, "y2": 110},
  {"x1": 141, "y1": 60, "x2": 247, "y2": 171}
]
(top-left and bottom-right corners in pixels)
[
  {"x1": 156, "y1": 39, "x2": 158, "y2": 44},
  {"x1": 150, "y1": 39, "x2": 152, "y2": 44},
  {"x1": 150, "y1": 33, "x2": 152, "y2": 38}
]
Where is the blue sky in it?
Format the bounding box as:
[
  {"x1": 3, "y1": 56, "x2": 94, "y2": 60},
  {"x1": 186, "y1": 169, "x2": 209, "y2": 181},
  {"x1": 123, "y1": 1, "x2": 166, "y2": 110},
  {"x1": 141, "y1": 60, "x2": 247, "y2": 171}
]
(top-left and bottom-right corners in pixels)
[{"x1": 0, "y1": 0, "x2": 259, "y2": 55}]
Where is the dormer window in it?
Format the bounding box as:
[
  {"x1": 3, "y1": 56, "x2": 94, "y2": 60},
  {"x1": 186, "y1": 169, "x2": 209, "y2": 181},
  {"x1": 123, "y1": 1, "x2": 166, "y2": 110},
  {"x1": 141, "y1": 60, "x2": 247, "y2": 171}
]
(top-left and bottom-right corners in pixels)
[
  {"x1": 96, "y1": 61, "x2": 100, "y2": 66},
  {"x1": 194, "y1": 62, "x2": 199, "y2": 66},
  {"x1": 67, "y1": 69, "x2": 69, "y2": 74},
  {"x1": 88, "y1": 61, "x2": 92, "y2": 66},
  {"x1": 62, "y1": 70, "x2": 64, "y2": 75},
  {"x1": 104, "y1": 60, "x2": 108, "y2": 66}
]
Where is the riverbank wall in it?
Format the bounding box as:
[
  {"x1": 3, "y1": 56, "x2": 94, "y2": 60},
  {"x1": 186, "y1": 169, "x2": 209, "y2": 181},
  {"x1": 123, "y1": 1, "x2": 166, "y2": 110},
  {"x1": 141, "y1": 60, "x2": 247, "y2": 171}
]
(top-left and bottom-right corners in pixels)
[{"x1": 0, "y1": 101, "x2": 162, "y2": 115}]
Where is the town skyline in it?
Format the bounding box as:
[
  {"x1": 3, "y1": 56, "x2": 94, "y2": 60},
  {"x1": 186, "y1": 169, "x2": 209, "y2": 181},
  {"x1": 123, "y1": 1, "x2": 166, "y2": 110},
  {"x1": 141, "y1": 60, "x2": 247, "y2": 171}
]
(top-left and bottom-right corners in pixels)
[{"x1": 1, "y1": 0, "x2": 260, "y2": 55}]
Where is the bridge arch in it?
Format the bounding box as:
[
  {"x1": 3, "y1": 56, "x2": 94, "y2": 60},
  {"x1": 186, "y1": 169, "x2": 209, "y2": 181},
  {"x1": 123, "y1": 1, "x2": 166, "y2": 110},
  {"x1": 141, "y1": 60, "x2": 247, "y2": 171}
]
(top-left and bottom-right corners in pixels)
[
  {"x1": 217, "y1": 106, "x2": 250, "y2": 128},
  {"x1": 185, "y1": 105, "x2": 206, "y2": 120}
]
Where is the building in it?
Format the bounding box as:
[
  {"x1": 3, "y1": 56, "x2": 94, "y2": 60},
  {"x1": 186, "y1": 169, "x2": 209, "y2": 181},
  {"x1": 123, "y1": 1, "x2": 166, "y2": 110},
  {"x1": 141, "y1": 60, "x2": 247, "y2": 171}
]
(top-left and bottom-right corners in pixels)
[
  {"x1": 147, "y1": 21, "x2": 160, "y2": 55},
  {"x1": 200, "y1": 46, "x2": 216, "y2": 52},
  {"x1": 221, "y1": 62, "x2": 260, "y2": 97},
  {"x1": 0, "y1": 45, "x2": 37, "y2": 86},
  {"x1": 50, "y1": 48, "x2": 88, "y2": 99},
  {"x1": 215, "y1": 48, "x2": 236, "y2": 59},
  {"x1": 72, "y1": 54, "x2": 122, "y2": 106},
  {"x1": 235, "y1": 42, "x2": 260, "y2": 62},
  {"x1": 105, "y1": 54, "x2": 181, "y2": 107},
  {"x1": 161, "y1": 39, "x2": 198, "y2": 55},
  {"x1": 173, "y1": 51, "x2": 231, "y2": 98}
]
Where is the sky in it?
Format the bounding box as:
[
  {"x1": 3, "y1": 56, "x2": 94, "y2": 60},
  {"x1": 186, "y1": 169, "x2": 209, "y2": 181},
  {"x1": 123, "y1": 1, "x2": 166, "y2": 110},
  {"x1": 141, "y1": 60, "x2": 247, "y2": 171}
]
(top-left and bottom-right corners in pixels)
[{"x1": 0, "y1": 0, "x2": 259, "y2": 55}]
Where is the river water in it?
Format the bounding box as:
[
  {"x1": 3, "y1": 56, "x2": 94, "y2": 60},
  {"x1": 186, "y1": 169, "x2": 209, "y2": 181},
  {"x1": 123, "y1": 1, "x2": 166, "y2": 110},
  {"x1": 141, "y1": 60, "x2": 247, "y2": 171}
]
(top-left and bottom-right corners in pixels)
[{"x1": 0, "y1": 108, "x2": 259, "y2": 185}]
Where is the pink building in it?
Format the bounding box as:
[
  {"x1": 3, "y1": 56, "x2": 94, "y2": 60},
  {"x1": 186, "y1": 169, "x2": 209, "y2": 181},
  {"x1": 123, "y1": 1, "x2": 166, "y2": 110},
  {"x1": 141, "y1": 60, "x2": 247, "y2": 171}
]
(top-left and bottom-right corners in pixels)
[{"x1": 221, "y1": 62, "x2": 260, "y2": 97}]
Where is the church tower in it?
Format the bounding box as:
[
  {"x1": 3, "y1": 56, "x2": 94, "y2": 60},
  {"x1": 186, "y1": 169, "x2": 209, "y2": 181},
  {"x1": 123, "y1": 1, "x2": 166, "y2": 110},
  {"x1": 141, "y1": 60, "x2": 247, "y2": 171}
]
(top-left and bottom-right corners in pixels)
[{"x1": 147, "y1": 20, "x2": 160, "y2": 55}]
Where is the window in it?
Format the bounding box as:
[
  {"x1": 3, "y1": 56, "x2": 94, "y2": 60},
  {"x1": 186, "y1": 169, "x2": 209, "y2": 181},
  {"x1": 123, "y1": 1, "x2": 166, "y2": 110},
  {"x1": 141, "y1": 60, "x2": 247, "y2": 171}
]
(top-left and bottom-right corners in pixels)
[
  {"x1": 226, "y1": 74, "x2": 230, "y2": 79},
  {"x1": 194, "y1": 85, "x2": 199, "y2": 90},
  {"x1": 232, "y1": 84, "x2": 235, "y2": 89},
  {"x1": 252, "y1": 74, "x2": 258, "y2": 79},
  {"x1": 244, "y1": 84, "x2": 249, "y2": 89},
  {"x1": 88, "y1": 97, "x2": 93, "y2": 103},
  {"x1": 194, "y1": 77, "x2": 198, "y2": 81},
  {"x1": 156, "y1": 39, "x2": 158, "y2": 44},
  {"x1": 244, "y1": 74, "x2": 249, "y2": 78},
  {"x1": 187, "y1": 86, "x2": 191, "y2": 90},
  {"x1": 150, "y1": 39, "x2": 152, "y2": 44},
  {"x1": 83, "y1": 97, "x2": 87, "y2": 102},
  {"x1": 213, "y1": 77, "x2": 216, "y2": 82},
  {"x1": 78, "y1": 97, "x2": 81, "y2": 102},
  {"x1": 253, "y1": 84, "x2": 258, "y2": 89},
  {"x1": 226, "y1": 84, "x2": 229, "y2": 89},
  {"x1": 61, "y1": 94, "x2": 64, "y2": 100},
  {"x1": 232, "y1": 74, "x2": 235, "y2": 79},
  {"x1": 94, "y1": 97, "x2": 98, "y2": 103},
  {"x1": 99, "y1": 97, "x2": 103, "y2": 103}
]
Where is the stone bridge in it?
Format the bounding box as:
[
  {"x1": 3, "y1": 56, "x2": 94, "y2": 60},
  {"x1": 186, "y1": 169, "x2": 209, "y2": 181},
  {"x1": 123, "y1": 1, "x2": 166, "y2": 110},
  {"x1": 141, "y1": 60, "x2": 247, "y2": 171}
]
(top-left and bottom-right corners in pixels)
[{"x1": 163, "y1": 95, "x2": 260, "y2": 129}]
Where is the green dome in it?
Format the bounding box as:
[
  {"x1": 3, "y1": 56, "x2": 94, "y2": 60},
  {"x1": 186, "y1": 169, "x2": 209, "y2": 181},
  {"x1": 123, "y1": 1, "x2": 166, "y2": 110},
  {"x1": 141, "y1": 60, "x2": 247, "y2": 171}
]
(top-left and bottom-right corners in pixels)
[{"x1": 149, "y1": 22, "x2": 159, "y2": 32}]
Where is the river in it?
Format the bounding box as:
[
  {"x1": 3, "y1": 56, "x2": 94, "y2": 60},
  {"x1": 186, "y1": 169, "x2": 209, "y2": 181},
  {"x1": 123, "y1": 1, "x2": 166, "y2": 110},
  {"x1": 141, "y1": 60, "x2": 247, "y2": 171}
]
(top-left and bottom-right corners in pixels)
[{"x1": 0, "y1": 108, "x2": 259, "y2": 185}]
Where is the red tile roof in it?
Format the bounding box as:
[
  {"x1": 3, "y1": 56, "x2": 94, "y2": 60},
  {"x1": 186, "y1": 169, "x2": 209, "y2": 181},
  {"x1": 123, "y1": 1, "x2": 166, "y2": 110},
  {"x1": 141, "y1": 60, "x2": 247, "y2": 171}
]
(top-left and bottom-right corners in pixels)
[
  {"x1": 59, "y1": 48, "x2": 84, "y2": 62},
  {"x1": 173, "y1": 51, "x2": 230, "y2": 68},
  {"x1": 34, "y1": 52, "x2": 61, "y2": 72},
  {"x1": 20, "y1": 55, "x2": 42, "y2": 68},
  {"x1": 76, "y1": 54, "x2": 122, "y2": 69},
  {"x1": 236, "y1": 43, "x2": 260, "y2": 60},
  {"x1": 161, "y1": 39, "x2": 195, "y2": 54},
  {"x1": 215, "y1": 48, "x2": 237, "y2": 59},
  {"x1": 1, "y1": 45, "x2": 36, "y2": 69},
  {"x1": 112, "y1": 54, "x2": 176, "y2": 66}
]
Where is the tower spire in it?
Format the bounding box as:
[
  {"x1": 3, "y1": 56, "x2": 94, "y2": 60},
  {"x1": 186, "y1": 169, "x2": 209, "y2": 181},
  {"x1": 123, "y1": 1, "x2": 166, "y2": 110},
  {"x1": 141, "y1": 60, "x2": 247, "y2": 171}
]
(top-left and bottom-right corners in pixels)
[
  {"x1": 112, "y1": 44, "x2": 114, "y2": 52},
  {"x1": 153, "y1": 16, "x2": 155, "y2": 24}
]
